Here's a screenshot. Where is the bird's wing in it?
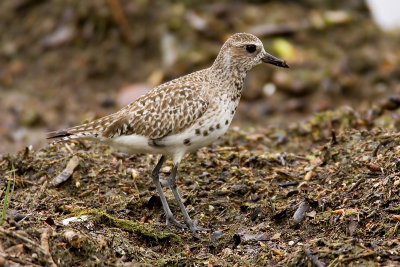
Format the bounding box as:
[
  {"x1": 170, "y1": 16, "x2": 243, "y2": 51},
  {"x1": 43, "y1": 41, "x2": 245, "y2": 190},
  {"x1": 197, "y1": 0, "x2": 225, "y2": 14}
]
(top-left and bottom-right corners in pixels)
[
  {"x1": 103, "y1": 85, "x2": 209, "y2": 139},
  {"x1": 47, "y1": 83, "x2": 209, "y2": 141}
]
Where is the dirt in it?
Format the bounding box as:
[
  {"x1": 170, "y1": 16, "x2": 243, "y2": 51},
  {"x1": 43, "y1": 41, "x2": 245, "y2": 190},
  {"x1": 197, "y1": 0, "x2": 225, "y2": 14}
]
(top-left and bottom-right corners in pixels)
[{"x1": 1, "y1": 0, "x2": 400, "y2": 266}]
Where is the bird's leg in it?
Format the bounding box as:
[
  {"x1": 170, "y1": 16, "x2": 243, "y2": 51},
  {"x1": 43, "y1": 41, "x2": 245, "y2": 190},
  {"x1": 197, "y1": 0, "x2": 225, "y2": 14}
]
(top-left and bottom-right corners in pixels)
[
  {"x1": 151, "y1": 155, "x2": 186, "y2": 229},
  {"x1": 168, "y1": 164, "x2": 208, "y2": 236}
]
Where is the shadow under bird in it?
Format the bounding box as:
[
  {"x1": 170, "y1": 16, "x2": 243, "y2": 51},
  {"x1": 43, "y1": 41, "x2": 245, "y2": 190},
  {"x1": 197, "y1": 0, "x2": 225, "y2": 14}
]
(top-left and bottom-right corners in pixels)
[{"x1": 48, "y1": 33, "x2": 289, "y2": 237}]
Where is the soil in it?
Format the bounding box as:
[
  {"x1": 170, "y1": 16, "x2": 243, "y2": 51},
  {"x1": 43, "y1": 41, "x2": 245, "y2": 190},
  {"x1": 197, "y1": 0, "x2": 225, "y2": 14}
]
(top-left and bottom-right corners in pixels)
[{"x1": 1, "y1": 0, "x2": 400, "y2": 266}]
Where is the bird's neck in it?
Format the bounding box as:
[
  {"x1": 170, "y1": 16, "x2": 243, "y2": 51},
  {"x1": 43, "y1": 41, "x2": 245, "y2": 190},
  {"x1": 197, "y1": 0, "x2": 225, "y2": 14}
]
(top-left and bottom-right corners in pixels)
[{"x1": 208, "y1": 63, "x2": 247, "y2": 99}]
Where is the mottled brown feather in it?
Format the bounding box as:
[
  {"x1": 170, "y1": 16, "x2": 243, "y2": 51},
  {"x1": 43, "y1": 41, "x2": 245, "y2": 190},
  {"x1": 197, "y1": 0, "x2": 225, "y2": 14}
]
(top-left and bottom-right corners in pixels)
[{"x1": 103, "y1": 83, "x2": 209, "y2": 139}]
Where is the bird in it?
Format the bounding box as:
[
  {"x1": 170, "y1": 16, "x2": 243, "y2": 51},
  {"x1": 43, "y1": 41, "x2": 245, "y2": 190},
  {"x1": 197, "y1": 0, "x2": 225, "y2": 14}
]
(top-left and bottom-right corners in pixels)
[{"x1": 47, "y1": 32, "x2": 289, "y2": 236}]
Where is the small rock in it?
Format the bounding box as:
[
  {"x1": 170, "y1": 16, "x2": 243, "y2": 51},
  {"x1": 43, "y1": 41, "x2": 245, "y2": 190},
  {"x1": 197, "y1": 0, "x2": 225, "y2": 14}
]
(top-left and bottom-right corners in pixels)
[
  {"x1": 293, "y1": 201, "x2": 310, "y2": 225},
  {"x1": 211, "y1": 230, "x2": 223, "y2": 242},
  {"x1": 63, "y1": 230, "x2": 87, "y2": 249},
  {"x1": 251, "y1": 193, "x2": 260, "y2": 202},
  {"x1": 42, "y1": 26, "x2": 75, "y2": 47},
  {"x1": 222, "y1": 247, "x2": 233, "y2": 256},
  {"x1": 271, "y1": 232, "x2": 281, "y2": 240},
  {"x1": 231, "y1": 184, "x2": 249, "y2": 195},
  {"x1": 304, "y1": 170, "x2": 315, "y2": 181},
  {"x1": 250, "y1": 207, "x2": 262, "y2": 221},
  {"x1": 306, "y1": 210, "x2": 316, "y2": 218},
  {"x1": 198, "y1": 191, "x2": 208, "y2": 198},
  {"x1": 184, "y1": 178, "x2": 194, "y2": 186},
  {"x1": 263, "y1": 83, "x2": 276, "y2": 97}
]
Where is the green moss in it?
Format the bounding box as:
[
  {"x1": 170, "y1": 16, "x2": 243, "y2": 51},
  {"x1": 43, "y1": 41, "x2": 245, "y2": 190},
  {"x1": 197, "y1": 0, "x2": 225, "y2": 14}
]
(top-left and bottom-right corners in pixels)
[
  {"x1": 78, "y1": 209, "x2": 181, "y2": 244},
  {"x1": 157, "y1": 254, "x2": 194, "y2": 267}
]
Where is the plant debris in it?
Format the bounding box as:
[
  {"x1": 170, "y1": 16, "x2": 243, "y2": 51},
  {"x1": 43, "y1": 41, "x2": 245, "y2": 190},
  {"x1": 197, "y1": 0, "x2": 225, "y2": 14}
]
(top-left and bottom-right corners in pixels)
[
  {"x1": 2, "y1": 0, "x2": 400, "y2": 266},
  {"x1": 50, "y1": 155, "x2": 80, "y2": 186}
]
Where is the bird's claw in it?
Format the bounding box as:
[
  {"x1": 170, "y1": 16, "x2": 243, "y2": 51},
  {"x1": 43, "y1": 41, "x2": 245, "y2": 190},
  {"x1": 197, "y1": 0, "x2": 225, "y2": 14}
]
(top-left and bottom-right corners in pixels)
[
  {"x1": 188, "y1": 219, "x2": 210, "y2": 236},
  {"x1": 166, "y1": 215, "x2": 187, "y2": 229}
]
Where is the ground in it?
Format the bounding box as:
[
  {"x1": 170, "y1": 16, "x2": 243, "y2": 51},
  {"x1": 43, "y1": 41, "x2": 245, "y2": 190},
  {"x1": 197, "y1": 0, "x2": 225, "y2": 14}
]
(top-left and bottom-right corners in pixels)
[{"x1": 1, "y1": 0, "x2": 400, "y2": 266}]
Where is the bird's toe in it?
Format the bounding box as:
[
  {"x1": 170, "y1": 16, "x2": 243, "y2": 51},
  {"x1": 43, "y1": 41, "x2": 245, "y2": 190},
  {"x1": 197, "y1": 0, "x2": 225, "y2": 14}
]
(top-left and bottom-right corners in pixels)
[{"x1": 166, "y1": 215, "x2": 187, "y2": 229}]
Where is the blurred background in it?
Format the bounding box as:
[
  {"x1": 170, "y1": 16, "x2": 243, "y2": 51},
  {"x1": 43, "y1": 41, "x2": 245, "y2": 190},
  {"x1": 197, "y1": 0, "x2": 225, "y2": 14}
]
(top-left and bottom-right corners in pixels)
[{"x1": 0, "y1": 0, "x2": 399, "y2": 154}]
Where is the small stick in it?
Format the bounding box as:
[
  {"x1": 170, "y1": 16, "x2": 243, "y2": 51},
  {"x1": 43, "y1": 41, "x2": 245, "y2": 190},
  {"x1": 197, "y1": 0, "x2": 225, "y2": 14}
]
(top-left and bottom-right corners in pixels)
[
  {"x1": 50, "y1": 156, "x2": 79, "y2": 186},
  {"x1": 40, "y1": 228, "x2": 58, "y2": 267},
  {"x1": 107, "y1": 0, "x2": 132, "y2": 43},
  {"x1": 0, "y1": 227, "x2": 49, "y2": 258},
  {"x1": 330, "y1": 128, "x2": 337, "y2": 145},
  {"x1": 347, "y1": 177, "x2": 364, "y2": 192},
  {"x1": 131, "y1": 169, "x2": 140, "y2": 193},
  {"x1": 372, "y1": 144, "x2": 382, "y2": 158}
]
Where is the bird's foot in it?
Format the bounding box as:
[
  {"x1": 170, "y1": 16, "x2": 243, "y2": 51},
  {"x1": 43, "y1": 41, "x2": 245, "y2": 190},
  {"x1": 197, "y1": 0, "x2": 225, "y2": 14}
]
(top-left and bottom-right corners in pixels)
[
  {"x1": 186, "y1": 219, "x2": 210, "y2": 239},
  {"x1": 166, "y1": 214, "x2": 187, "y2": 229}
]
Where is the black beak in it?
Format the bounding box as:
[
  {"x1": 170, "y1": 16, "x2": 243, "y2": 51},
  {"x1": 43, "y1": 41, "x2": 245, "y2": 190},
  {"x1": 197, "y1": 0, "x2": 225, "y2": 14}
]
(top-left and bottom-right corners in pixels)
[{"x1": 262, "y1": 52, "x2": 289, "y2": 68}]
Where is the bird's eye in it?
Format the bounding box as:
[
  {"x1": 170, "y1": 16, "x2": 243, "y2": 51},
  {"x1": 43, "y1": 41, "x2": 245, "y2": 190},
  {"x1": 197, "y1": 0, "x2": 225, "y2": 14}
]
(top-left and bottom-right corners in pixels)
[{"x1": 245, "y1": 45, "x2": 257, "y2": 53}]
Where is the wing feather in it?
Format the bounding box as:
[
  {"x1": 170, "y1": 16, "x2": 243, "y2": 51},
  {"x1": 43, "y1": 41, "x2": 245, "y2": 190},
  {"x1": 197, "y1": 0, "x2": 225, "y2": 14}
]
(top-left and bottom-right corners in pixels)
[
  {"x1": 103, "y1": 85, "x2": 208, "y2": 139},
  {"x1": 47, "y1": 71, "x2": 209, "y2": 141}
]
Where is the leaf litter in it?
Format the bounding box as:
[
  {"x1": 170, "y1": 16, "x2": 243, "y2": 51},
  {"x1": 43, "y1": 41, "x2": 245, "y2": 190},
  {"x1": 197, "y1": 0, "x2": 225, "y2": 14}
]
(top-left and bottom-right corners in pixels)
[
  {"x1": 1, "y1": 106, "x2": 400, "y2": 265},
  {"x1": 1, "y1": 0, "x2": 400, "y2": 266}
]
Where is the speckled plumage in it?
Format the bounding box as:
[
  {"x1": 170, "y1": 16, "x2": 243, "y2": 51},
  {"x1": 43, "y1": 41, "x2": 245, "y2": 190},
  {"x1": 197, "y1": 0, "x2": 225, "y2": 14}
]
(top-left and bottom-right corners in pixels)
[{"x1": 48, "y1": 33, "x2": 289, "y2": 236}]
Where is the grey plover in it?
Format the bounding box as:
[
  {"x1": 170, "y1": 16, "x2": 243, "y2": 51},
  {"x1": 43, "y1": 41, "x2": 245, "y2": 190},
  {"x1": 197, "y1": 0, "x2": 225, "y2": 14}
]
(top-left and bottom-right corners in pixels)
[{"x1": 48, "y1": 33, "x2": 289, "y2": 236}]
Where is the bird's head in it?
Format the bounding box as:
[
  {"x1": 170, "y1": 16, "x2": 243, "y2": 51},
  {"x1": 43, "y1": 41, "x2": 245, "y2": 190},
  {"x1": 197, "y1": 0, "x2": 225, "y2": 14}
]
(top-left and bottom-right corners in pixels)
[{"x1": 214, "y1": 33, "x2": 289, "y2": 72}]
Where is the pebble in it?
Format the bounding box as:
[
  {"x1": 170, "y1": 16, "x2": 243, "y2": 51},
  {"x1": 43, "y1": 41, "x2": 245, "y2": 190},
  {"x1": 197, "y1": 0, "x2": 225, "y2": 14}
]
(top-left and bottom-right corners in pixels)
[
  {"x1": 211, "y1": 230, "x2": 223, "y2": 242},
  {"x1": 184, "y1": 178, "x2": 194, "y2": 186},
  {"x1": 198, "y1": 191, "x2": 208, "y2": 197}
]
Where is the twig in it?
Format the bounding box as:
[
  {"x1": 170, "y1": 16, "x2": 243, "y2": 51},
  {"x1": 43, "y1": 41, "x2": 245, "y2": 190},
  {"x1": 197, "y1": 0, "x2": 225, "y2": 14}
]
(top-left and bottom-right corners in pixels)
[
  {"x1": 330, "y1": 128, "x2": 337, "y2": 145},
  {"x1": 5, "y1": 255, "x2": 41, "y2": 267},
  {"x1": 0, "y1": 227, "x2": 49, "y2": 258},
  {"x1": 305, "y1": 248, "x2": 325, "y2": 267},
  {"x1": 0, "y1": 178, "x2": 11, "y2": 226},
  {"x1": 130, "y1": 169, "x2": 140, "y2": 193},
  {"x1": 50, "y1": 156, "x2": 79, "y2": 186},
  {"x1": 7, "y1": 256, "x2": 43, "y2": 267},
  {"x1": 0, "y1": 163, "x2": 15, "y2": 226},
  {"x1": 107, "y1": 0, "x2": 132, "y2": 44},
  {"x1": 40, "y1": 228, "x2": 57, "y2": 267},
  {"x1": 278, "y1": 153, "x2": 286, "y2": 166},
  {"x1": 372, "y1": 143, "x2": 382, "y2": 158},
  {"x1": 347, "y1": 177, "x2": 364, "y2": 192}
]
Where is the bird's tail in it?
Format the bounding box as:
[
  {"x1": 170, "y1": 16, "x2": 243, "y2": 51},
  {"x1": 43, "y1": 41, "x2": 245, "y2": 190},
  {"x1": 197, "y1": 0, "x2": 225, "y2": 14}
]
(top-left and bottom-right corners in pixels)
[{"x1": 46, "y1": 114, "x2": 116, "y2": 141}]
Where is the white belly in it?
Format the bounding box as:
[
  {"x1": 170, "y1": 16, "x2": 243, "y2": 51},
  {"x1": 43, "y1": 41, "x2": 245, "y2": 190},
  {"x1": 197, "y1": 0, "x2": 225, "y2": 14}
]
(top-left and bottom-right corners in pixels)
[
  {"x1": 161, "y1": 103, "x2": 235, "y2": 153},
  {"x1": 105, "y1": 98, "x2": 237, "y2": 160}
]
